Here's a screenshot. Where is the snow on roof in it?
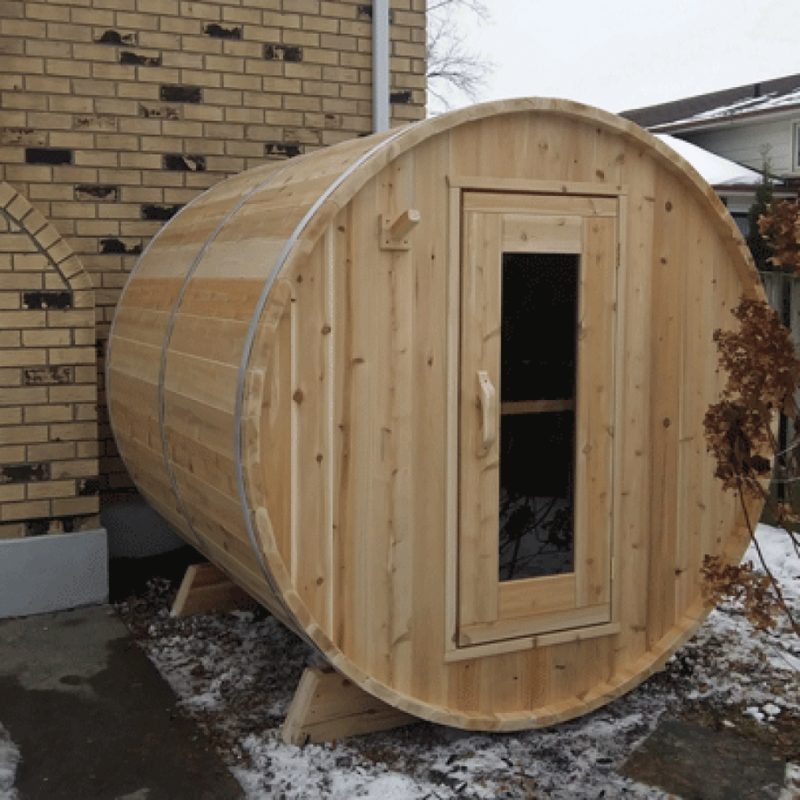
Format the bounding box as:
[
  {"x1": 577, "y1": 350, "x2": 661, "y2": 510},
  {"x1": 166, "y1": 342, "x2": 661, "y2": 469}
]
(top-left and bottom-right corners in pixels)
[
  {"x1": 655, "y1": 134, "x2": 764, "y2": 187},
  {"x1": 653, "y1": 86, "x2": 800, "y2": 130}
]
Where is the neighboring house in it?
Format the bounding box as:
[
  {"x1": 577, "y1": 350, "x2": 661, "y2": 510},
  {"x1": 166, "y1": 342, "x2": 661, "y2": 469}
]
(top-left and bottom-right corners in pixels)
[{"x1": 622, "y1": 73, "x2": 800, "y2": 236}]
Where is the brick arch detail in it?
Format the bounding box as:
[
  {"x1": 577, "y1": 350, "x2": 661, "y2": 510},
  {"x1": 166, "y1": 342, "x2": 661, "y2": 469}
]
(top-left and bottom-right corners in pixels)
[
  {"x1": 0, "y1": 182, "x2": 99, "y2": 536},
  {"x1": 0, "y1": 182, "x2": 94, "y2": 298}
]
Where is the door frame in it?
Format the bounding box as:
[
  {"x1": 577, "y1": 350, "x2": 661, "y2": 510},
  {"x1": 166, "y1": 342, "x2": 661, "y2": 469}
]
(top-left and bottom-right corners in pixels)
[{"x1": 444, "y1": 176, "x2": 628, "y2": 662}]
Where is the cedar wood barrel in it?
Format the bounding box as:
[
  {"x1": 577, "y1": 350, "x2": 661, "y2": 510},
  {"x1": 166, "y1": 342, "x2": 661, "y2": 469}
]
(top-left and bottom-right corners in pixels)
[{"x1": 107, "y1": 98, "x2": 765, "y2": 730}]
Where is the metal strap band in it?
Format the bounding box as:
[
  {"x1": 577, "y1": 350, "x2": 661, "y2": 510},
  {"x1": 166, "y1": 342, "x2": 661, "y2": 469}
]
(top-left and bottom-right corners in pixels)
[
  {"x1": 105, "y1": 185, "x2": 215, "y2": 495},
  {"x1": 156, "y1": 160, "x2": 304, "y2": 551}
]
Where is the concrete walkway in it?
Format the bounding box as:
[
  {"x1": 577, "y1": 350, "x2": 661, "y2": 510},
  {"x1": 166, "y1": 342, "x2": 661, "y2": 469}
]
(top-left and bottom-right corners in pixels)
[{"x1": 0, "y1": 605, "x2": 244, "y2": 800}]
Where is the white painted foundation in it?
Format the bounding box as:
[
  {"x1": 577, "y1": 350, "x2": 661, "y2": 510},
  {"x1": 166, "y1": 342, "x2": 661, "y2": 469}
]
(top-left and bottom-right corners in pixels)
[{"x1": 0, "y1": 528, "x2": 108, "y2": 619}]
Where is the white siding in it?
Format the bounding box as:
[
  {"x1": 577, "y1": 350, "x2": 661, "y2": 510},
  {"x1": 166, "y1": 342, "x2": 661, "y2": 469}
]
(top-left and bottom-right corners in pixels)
[{"x1": 681, "y1": 117, "x2": 800, "y2": 176}]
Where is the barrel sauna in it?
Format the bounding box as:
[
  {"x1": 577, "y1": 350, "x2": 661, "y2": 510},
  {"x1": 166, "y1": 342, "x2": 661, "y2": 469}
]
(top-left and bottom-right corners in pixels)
[{"x1": 107, "y1": 98, "x2": 765, "y2": 730}]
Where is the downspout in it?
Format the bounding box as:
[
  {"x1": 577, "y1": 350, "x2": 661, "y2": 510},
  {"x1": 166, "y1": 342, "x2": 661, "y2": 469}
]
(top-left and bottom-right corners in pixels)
[{"x1": 372, "y1": 0, "x2": 390, "y2": 133}]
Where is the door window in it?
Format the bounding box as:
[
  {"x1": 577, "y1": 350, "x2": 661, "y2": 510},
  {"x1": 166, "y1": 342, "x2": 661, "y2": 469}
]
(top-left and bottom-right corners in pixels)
[{"x1": 499, "y1": 252, "x2": 578, "y2": 582}]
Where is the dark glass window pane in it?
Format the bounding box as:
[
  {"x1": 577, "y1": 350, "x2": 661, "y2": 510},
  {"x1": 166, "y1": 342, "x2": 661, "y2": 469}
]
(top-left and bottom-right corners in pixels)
[
  {"x1": 498, "y1": 253, "x2": 578, "y2": 582},
  {"x1": 500, "y1": 253, "x2": 577, "y2": 403}
]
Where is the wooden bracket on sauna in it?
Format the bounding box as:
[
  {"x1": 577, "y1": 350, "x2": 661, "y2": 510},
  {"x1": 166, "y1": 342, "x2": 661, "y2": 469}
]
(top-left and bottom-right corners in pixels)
[
  {"x1": 171, "y1": 562, "x2": 258, "y2": 617},
  {"x1": 379, "y1": 208, "x2": 420, "y2": 250},
  {"x1": 282, "y1": 666, "x2": 417, "y2": 746}
]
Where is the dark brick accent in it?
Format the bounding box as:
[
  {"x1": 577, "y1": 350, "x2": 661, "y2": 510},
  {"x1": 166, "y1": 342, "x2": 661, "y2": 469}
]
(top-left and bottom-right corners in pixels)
[
  {"x1": 1, "y1": 463, "x2": 51, "y2": 484},
  {"x1": 24, "y1": 366, "x2": 75, "y2": 386},
  {"x1": 139, "y1": 104, "x2": 179, "y2": 120},
  {"x1": 95, "y1": 29, "x2": 138, "y2": 46},
  {"x1": 25, "y1": 519, "x2": 50, "y2": 537},
  {"x1": 25, "y1": 147, "x2": 73, "y2": 165},
  {"x1": 390, "y1": 91, "x2": 412, "y2": 104},
  {"x1": 162, "y1": 154, "x2": 206, "y2": 172},
  {"x1": 0, "y1": 128, "x2": 46, "y2": 146},
  {"x1": 357, "y1": 5, "x2": 394, "y2": 22},
  {"x1": 23, "y1": 291, "x2": 73, "y2": 310},
  {"x1": 264, "y1": 141, "x2": 303, "y2": 159},
  {"x1": 141, "y1": 203, "x2": 183, "y2": 221},
  {"x1": 74, "y1": 184, "x2": 120, "y2": 202},
  {"x1": 263, "y1": 44, "x2": 303, "y2": 62},
  {"x1": 99, "y1": 237, "x2": 143, "y2": 255},
  {"x1": 159, "y1": 85, "x2": 202, "y2": 104},
  {"x1": 204, "y1": 23, "x2": 242, "y2": 39},
  {"x1": 24, "y1": 517, "x2": 82, "y2": 536},
  {"x1": 78, "y1": 478, "x2": 101, "y2": 496},
  {"x1": 73, "y1": 115, "x2": 116, "y2": 131},
  {"x1": 120, "y1": 51, "x2": 162, "y2": 67}
]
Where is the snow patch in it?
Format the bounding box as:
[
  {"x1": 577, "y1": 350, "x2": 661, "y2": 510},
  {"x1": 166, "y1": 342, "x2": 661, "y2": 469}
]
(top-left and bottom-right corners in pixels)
[
  {"x1": 0, "y1": 724, "x2": 19, "y2": 800},
  {"x1": 118, "y1": 522, "x2": 799, "y2": 800},
  {"x1": 655, "y1": 134, "x2": 764, "y2": 186}
]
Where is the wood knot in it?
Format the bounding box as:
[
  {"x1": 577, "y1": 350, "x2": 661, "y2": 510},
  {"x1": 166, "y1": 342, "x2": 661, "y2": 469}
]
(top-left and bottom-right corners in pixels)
[
  {"x1": 665, "y1": 200, "x2": 673, "y2": 211},
  {"x1": 663, "y1": 417, "x2": 671, "y2": 428},
  {"x1": 321, "y1": 325, "x2": 331, "y2": 335},
  {"x1": 293, "y1": 389, "x2": 304, "y2": 404}
]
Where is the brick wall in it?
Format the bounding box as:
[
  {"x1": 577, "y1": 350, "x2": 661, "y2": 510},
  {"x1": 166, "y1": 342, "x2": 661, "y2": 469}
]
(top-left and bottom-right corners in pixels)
[
  {"x1": 0, "y1": 0, "x2": 426, "y2": 499},
  {"x1": 0, "y1": 182, "x2": 99, "y2": 538}
]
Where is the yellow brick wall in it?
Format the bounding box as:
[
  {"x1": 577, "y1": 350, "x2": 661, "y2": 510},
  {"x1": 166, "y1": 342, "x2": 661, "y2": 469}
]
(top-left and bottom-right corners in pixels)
[
  {"x1": 0, "y1": 0, "x2": 426, "y2": 497},
  {"x1": 0, "y1": 182, "x2": 99, "y2": 537}
]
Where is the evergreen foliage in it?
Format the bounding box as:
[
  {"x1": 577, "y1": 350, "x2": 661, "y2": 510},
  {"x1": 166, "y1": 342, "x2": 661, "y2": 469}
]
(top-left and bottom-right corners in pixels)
[{"x1": 746, "y1": 151, "x2": 775, "y2": 272}]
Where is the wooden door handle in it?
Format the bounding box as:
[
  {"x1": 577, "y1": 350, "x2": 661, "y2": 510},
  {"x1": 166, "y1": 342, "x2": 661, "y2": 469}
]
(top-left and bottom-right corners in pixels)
[{"x1": 476, "y1": 370, "x2": 497, "y2": 457}]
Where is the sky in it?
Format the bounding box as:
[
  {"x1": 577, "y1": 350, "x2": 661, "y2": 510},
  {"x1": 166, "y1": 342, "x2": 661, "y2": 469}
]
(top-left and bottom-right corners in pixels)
[{"x1": 436, "y1": 0, "x2": 800, "y2": 115}]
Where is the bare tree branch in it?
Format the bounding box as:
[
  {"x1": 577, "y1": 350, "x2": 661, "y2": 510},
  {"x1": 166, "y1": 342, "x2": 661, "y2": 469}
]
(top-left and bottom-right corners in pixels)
[
  {"x1": 426, "y1": 0, "x2": 494, "y2": 113},
  {"x1": 427, "y1": 0, "x2": 489, "y2": 17}
]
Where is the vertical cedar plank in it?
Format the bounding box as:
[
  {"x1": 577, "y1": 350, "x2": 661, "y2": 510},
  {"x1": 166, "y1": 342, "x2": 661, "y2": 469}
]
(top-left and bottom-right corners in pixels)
[
  {"x1": 409, "y1": 132, "x2": 451, "y2": 707},
  {"x1": 458, "y1": 210, "x2": 502, "y2": 627},
  {"x1": 292, "y1": 239, "x2": 331, "y2": 629},
  {"x1": 337, "y1": 183, "x2": 377, "y2": 669},
  {"x1": 365, "y1": 179, "x2": 394, "y2": 683},
  {"x1": 332, "y1": 209, "x2": 350, "y2": 653},
  {"x1": 613, "y1": 145, "x2": 656, "y2": 665},
  {"x1": 676, "y1": 200, "x2": 710, "y2": 611},
  {"x1": 381, "y1": 154, "x2": 416, "y2": 692},
  {"x1": 259, "y1": 287, "x2": 293, "y2": 571},
  {"x1": 647, "y1": 173, "x2": 685, "y2": 644},
  {"x1": 444, "y1": 185, "x2": 462, "y2": 655},
  {"x1": 575, "y1": 216, "x2": 616, "y2": 607}
]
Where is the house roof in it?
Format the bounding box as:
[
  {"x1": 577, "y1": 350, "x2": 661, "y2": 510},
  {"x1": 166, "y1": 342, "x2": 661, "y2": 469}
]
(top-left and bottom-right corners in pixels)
[{"x1": 621, "y1": 73, "x2": 800, "y2": 132}]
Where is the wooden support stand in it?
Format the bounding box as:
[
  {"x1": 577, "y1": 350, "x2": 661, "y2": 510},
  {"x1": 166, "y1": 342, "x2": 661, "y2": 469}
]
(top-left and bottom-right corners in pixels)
[
  {"x1": 171, "y1": 562, "x2": 257, "y2": 617},
  {"x1": 173, "y1": 566, "x2": 415, "y2": 744},
  {"x1": 282, "y1": 666, "x2": 417, "y2": 746}
]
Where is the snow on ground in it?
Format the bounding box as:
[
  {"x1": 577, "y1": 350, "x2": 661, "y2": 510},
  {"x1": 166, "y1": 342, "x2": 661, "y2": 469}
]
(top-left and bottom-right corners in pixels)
[
  {"x1": 0, "y1": 724, "x2": 19, "y2": 800},
  {"x1": 113, "y1": 523, "x2": 799, "y2": 800}
]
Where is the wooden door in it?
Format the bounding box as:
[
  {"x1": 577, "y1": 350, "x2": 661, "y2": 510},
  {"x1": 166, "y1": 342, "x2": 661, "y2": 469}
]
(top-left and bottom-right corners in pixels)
[{"x1": 458, "y1": 190, "x2": 617, "y2": 649}]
